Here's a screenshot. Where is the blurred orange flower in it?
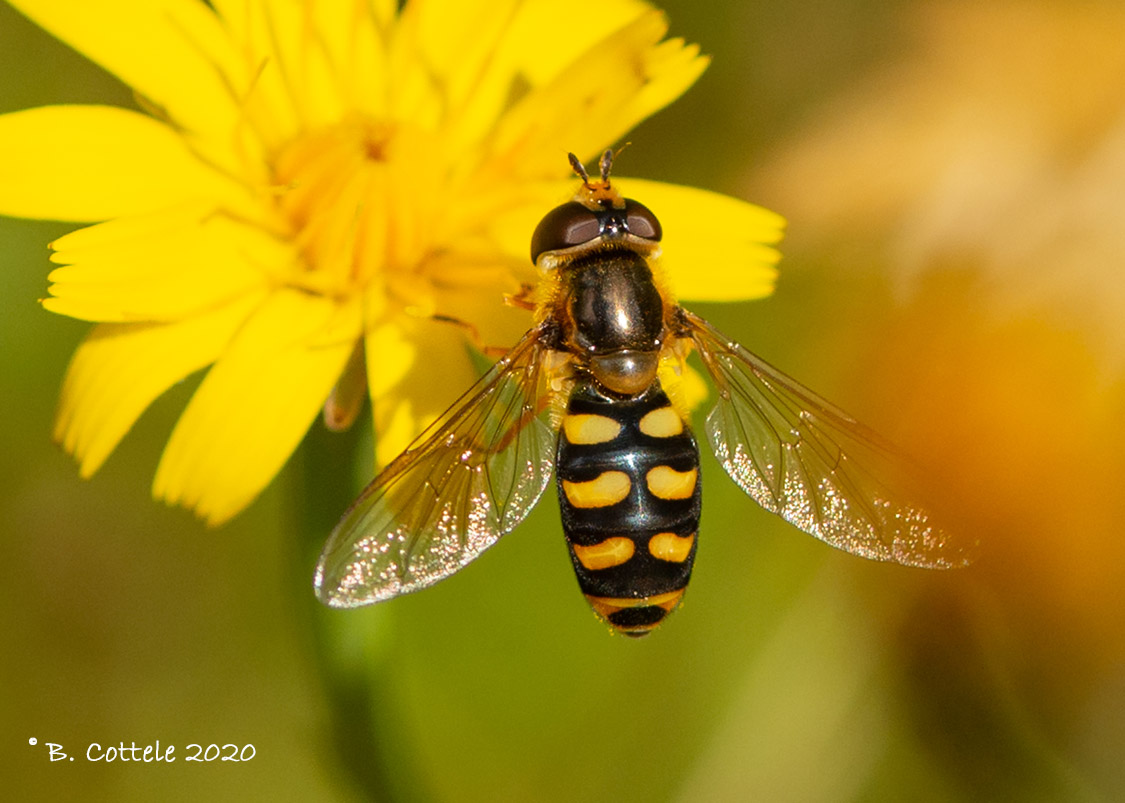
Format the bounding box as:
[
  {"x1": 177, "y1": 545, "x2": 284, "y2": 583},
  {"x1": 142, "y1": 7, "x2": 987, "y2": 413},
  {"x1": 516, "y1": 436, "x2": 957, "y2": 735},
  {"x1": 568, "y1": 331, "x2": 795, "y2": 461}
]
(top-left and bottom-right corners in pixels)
[{"x1": 753, "y1": 1, "x2": 1125, "y2": 643}]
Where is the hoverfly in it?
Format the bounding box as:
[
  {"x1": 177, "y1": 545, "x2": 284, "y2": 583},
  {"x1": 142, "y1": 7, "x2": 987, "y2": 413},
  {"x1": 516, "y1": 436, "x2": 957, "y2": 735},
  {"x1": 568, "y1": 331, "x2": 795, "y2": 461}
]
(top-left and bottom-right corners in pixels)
[{"x1": 315, "y1": 150, "x2": 972, "y2": 636}]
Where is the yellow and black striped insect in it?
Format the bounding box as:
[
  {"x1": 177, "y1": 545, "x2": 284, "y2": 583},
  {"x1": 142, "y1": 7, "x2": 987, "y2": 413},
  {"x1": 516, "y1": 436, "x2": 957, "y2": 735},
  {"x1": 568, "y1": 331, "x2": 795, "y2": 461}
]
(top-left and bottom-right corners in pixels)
[{"x1": 315, "y1": 150, "x2": 972, "y2": 636}]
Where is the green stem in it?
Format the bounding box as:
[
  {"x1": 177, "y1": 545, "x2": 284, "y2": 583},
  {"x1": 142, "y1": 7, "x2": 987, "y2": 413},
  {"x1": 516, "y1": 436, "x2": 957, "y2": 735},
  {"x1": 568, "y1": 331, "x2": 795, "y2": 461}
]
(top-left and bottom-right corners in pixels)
[{"x1": 292, "y1": 418, "x2": 431, "y2": 803}]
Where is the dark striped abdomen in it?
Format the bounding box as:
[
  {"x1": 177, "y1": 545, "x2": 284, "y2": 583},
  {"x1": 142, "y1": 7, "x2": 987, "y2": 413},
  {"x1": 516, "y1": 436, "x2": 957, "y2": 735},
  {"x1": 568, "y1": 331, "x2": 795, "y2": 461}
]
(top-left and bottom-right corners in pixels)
[{"x1": 555, "y1": 379, "x2": 701, "y2": 637}]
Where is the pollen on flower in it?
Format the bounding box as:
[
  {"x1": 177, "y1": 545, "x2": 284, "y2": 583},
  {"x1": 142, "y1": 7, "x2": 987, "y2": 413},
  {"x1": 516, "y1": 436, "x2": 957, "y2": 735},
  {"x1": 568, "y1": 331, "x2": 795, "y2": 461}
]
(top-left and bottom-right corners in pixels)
[{"x1": 271, "y1": 119, "x2": 417, "y2": 296}]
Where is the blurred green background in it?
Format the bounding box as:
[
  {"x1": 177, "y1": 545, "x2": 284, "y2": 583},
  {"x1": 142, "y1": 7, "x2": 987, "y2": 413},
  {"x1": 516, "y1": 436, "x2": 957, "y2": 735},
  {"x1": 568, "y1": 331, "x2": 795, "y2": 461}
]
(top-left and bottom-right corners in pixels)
[{"x1": 4, "y1": 1, "x2": 1124, "y2": 800}]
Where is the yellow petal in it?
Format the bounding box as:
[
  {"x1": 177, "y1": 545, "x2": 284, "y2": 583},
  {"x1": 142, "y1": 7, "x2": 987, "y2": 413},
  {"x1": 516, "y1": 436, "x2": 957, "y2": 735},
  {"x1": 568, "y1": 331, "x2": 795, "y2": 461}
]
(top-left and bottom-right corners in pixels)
[
  {"x1": 436, "y1": 0, "x2": 662, "y2": 162},
  {"x1": 366, "y1": 315, "x2": 479, "y2": 468},
  {"x1": 491, "y1": 11, "x2": 709, "y2": 180},
  {"x1": 478, "y1": 178, "x2": 576, "y2": 265},
  {"x1": 153, "y1": 289, "x2": 362, "y2": 525},
  {"x1": 43, "y1": 205, "x2": 286, "y2": 322},
  {"x1": 364, "y1": 319, "x2": 417, "y2": 403},
  {"x1": 408, "y1": 0, "x2": 524, "y2": 156},
  {"x1": 621, "y1": 178, "x2": 785, "y2": 302},
  {"x1": 296, "y1": 0, "x2": 392, "y2": 119},
  {"x1": 0, "y1": 106, "x2": 251, "y2": 222},
  {"x1": 659, "y1": 358, "x2": 710, "y2": 418},
  {"x1": 54, "y1": 291, "x2": 266, "y2": 478},
  {"x1": 6, "y1": 0, "x2": 246, "y2": 148},
  {"x1": 431, "y1": 279, "x2": 534, "y2": 354},
  {"x1": 507, "y1": 0, "x2": 655, "y2": 85},
  {"x1": 208, "y1": 0, "x2": 365, "y2": 136}
]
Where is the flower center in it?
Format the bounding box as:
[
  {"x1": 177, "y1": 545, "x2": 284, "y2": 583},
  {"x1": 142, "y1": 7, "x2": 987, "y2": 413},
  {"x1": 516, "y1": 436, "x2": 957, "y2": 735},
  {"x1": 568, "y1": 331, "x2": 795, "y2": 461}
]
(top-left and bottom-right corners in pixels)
[{"x1": 272, "y1": 119, "x2": 441, "y2": 299}]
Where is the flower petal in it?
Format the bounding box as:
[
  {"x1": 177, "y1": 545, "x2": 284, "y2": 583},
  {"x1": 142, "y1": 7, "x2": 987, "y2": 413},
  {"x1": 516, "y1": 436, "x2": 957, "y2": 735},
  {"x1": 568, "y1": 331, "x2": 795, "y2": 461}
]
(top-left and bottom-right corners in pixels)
[
  {"x1": 490, "y1": 10, "x2": 709, "y2": 180},
  {"x1": 421, "y1": 0, "x2": 659, "y2": 163},
  {"x1": 213, "y1": 0, "x2": 396, "y2": 116},
  {"x1": 365, "y1": 314, "x2": 480, "y2": 468},
  {"x1": 419, "y1": 234, "x2": 534, "y2": 344},
  {"x1": 621, "y1": 179, "x2": 785, "y2": 302},
  {"x1": 153, "y1": 289, "x2": 362, "y2": 525},
  {"x1": 54, "y1": 291, "x2": 266, "y2": 478},
  {"x1": 0, "y1": 106, "x2": 252, "y2": 223},
  {"x1": 43, "y1": 204, "x2": 287, "y2": 322},
  {"x1": 477, "y1": 179, "x2": 575, "y2": 265},
  {"x1": 508, "y1": 0, "x2": 657, "y2": 85},
  {"x1": 208, "y1": 0, "x2": 366, "y2": 136},
  {"x1": 6, "y1": 0, "x2": 246, "y2": 145},
  {"x1": 659, "y1": 356, "x2": 710, "y2": 416},
  {"x1": 403, "y1": 0, "x2": 524, "y2": 150}
]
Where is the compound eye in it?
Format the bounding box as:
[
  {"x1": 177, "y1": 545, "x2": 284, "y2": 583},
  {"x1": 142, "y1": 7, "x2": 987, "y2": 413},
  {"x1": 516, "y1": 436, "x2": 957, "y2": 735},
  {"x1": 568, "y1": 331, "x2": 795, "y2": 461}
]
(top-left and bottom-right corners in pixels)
[
  {"x1": 530, "y1": 202, "x2": 602, "y2": 263},
  {"x1": 623, "y1": 199, "x2": 662, "y2": 242}
]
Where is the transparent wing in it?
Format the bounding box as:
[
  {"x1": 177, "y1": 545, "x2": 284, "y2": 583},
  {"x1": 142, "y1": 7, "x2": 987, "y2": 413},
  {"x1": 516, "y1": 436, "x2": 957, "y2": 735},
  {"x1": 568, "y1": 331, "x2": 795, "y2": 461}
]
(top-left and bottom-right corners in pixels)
[
  {"x1": 683, "y1": 310, "x2": 973, "y2": 568},
  {"x1": 315, "y1": 324, "x2": 558, "y2": 607}
]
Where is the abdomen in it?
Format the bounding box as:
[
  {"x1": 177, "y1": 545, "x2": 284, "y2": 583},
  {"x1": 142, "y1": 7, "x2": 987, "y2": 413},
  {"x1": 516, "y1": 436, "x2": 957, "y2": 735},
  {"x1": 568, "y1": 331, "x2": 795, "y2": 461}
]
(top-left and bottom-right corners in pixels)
[{"x1": 555, "y1": 379, "x2": 701, "y2": 636}]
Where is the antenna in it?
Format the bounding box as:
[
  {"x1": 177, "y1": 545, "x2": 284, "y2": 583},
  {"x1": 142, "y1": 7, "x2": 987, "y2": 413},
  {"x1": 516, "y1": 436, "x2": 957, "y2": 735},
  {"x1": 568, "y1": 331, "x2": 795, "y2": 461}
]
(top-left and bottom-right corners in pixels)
[
  {"x1": 567, "y1": 153, "x2": 590, "y2": 185},
  {"x1": 598, "y1": 149, "x2": 614, "y2": 184}
]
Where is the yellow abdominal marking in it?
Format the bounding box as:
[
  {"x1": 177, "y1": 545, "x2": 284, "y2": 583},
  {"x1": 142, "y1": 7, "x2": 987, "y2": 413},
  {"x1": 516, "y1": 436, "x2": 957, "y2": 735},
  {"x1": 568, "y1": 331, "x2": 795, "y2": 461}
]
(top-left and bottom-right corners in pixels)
[
  {"x1": 572, "y1": 537, "x2": 635, "y2": 570},
  {"x1": 563, "y1": 471, "x2": 631, "y2": 508},
  {"x1": 648, "y1": 532, "x2": 695, "y2": 563},
  {"x1": 583, "y1": 589, "x2": 686, "y2": 619},
  {"x1": 645, "y1": 466, "x2": 697, "y2": 500},
  {"x1": 563, "y1": 414, "x2": 622, "y2": 445},
  {"x1": 638, "y1": 406, "x2": 683, "y2": 438}
]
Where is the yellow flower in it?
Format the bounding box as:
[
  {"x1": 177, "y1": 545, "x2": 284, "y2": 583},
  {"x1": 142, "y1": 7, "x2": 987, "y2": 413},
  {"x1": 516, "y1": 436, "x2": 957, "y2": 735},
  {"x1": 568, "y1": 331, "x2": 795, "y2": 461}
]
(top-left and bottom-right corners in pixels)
[{"x1": 1, "y1": 0, "x2": 783, "y2": 525}]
